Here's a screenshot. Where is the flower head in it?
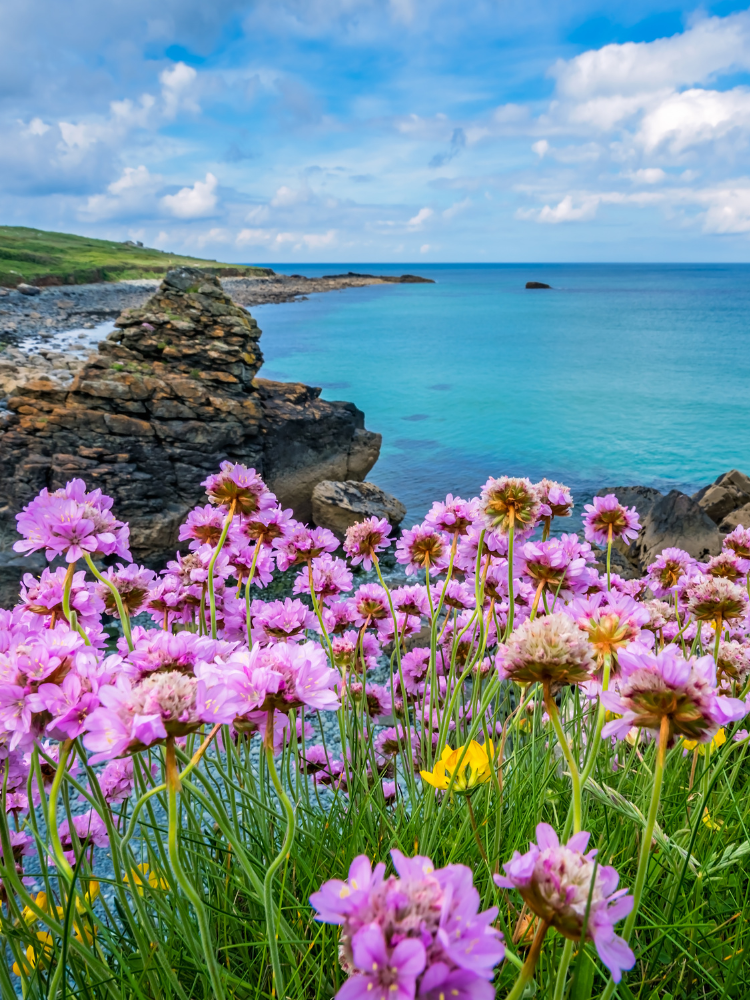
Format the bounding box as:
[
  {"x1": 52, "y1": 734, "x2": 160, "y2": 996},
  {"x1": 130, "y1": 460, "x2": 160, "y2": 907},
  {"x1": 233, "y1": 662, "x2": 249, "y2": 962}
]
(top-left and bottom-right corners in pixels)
[
  {"x1": 705, "y1": 551, "x2": 748, "y2": 582},
  {"x1": 601, "y1": 645, "x2": 747, "y2": 745},
  {"x1": 424, "y1": 495, "x2": 477, "y2": 536},
  {"x1": 685, "y1": 576, "x2": 748, "y2": 623},
  {"x1": 294, "y1": 553, "x2": 353, "y2": 604},
  {"x1": 395, "y1": 525, "x2": 449, "y2": 577},
  {"x1": 723, "y1": 525, "x2": 750, "y2": 560},
  {"x1": 565, "y1": 593, "x2": 649, "y2": 660},
  {"x1": 344, "y1": 517, "x2": 393, "y2": 569},
  {"x1": 238, "y1": 507, "x2": 296, "y2": 547},
  {"x1": 420, "y1": 740, "x2": 494, "y2": 794},
  {"x1": 497, "y1": 613, "x2": 596, "y2": 690},
  {"x1": 20, "y1": 567, "x2": 104, "y2": 625},
  {"x1": 274, "y1": 524, "x2": 339, "y2": 571},
  {"x1": 202, "y1": 462, "x2": 276, "y2": 515},
  {"x1": 310, "y1": 850, "x2": 504, "y2": 999},
  {"x1": 178, "y1": 504, "x2": 227, "y2": 549},
  {"x1": 583, "y1": 495, "x2": 640, "y2": 546},
  {"x1": 250, "y1": 597, "x2": 317, "y2": 644},
  {"x1": 646, "y1": 547, "x2": 696, "y2": 597},
  {"x1": 495, "y1": 823, "x2": 635, "y2": 983},
  {"x1": 536, "y1": 479, "x2": 574, "y2": 519},
  {"x1": 480, "y1": 476, "x2": 541, "y2": 535},
  {"x1": 96, "y1": 563, "x2": 156, "y2": 616}
]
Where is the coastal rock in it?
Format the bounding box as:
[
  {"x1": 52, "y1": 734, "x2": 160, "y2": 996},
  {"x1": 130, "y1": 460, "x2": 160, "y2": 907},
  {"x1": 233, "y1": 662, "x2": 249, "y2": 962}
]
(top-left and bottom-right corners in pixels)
[
  {"x1": 16, "y1": 283, "x2": 40, "y2": 296},
  {"x1": 525, "y1": 281, "x2": 551, "y2": 289},
  {"x1": 719, "y1": 503, "x2": 750, "y2": 533},
  {"x1": 692, "y1": 470, "x2": 750, "y2": 525},
  {"x1": 595, "y1": 486, "x2": 664, "y2": 572},
  {"x1": 0, "y1": 267, "x2": 381, "y2": 568},
  {"x1": 632, "y1": 490, "x2": 723, "y2": 567},
  {"x1": 311, "y1": 480, "x2": 406, "y2": 540}
]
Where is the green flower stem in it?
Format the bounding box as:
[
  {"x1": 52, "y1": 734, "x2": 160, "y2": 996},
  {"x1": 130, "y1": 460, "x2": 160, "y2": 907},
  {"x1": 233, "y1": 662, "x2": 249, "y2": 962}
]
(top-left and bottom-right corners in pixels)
[
  {"x1": 504, "y1": 918, "x2": 550, "y2": 1000},
  {"x1": 543, "y1": 684, "x2": 582, "y2": 834},
  {"x1": 208, "y1": 499, "x2": 236, "y2": 639},
  {"x1": 165, "y1": 737, "x2": 227, "y2": 1000},
  {"x1": 562, "y1": 655, "x2": 611, "y2": 841},
  {"x1": 606, "y1": 524, "x2": 613, "y2": 592},
  {"x1": 553, "y1": 939, "x2": 574, "y2": 1000},
  {"x1": 83, "y1": 552, "x2": 133, "y2": 651},
  {"x1": 48, "y1": 738, "x2": 75, "y2": 882},
  {"x1": 263, "y1": 711, "x2": 296, "y2": 999},
  {"x1": 505, "y1": 512, "x2": 515, "y2": 639},
  {"x1": 61, "y1": 560, "x2": 91, "y2": 646},
  {"x1": 599, "y1": 713, "x2": 669, "y2": 1000},
  {"x1": 714, "y1": 615, "x2": 722, "y2": 663},
  {"x1": 243, "y1": 541, "x2": 262, "y2": 644}
]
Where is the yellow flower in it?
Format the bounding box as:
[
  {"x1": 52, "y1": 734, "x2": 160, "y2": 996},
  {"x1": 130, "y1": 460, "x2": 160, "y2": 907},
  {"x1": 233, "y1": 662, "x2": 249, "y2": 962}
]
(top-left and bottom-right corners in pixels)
[
  {"x1": 12, "y1": 931, "x2": 54, "y2": 976},
  {"x1": 75, "y1": 880, "x2": 100, "y2": 914},
  {"x1": 683, "y1": 728, "x2": 726, "y2": 756},
  {"x1": 124, "y1": 862, "x2": 169, "y2": 895},
  {"x1": 419, "y1": 740, "x2": 494, "y2": 794},
  {"x1": 21, "y1": 891, "x2": 50, "y2": 925},
  {"x1": 702, "y1": 808, "x2": 723, "y2": 831}
]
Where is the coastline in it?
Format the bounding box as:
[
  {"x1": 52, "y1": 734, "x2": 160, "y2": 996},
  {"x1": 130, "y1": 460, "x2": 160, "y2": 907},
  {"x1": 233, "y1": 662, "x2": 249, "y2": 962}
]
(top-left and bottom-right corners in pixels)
[{"x1": 0, "y1": 270, "x2": 433, "y2": 344}]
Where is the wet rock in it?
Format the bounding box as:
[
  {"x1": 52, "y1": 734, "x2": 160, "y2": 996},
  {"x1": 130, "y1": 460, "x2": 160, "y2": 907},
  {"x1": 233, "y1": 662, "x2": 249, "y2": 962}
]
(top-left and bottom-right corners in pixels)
[
  {"x1": 719, "y1": 503, "x2": 750, "y2": 533},
  {"x1": 311, "y1": 480, "x2": 406, "y2": 540},
  {"x1": 693, "y1": 470, "x2": 750, "y2": 525},
  {"x1": 0, "y1": 267, "x2": 381, "y2": 572},
  {"x1": 633, "y1": 490, "x2": 723, "y2": 567}
]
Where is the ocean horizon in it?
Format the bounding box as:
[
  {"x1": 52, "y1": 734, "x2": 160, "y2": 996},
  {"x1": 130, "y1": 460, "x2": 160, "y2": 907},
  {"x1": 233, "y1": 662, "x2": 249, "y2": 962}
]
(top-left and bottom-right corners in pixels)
[{"x1": 249, "y1": 262, "x2": 750, "y2": 527}]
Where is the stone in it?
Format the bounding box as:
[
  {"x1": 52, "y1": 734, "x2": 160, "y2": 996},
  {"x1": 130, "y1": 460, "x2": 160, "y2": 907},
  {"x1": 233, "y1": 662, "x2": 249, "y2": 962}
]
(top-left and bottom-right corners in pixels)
[
  {"x1": 719, "y1": 503, "x2": 750, "y2": 533},
  {"x1": 632, "y1": 490, "x2": 723, "y2": 568},
  {"x1": 0, "y1": 267, "x2": 381, "y2": 572},
  {"x1": 311, "y1": 480, "x2": 407, "y2": 540},
  {"x1": 525, "y1": 281, "x2": 551, "y2": 289},
  {"x1": 16, "y1": 283, "x2": 41, "y2": 296},
  {"x1": 693, "y1": 470, "x2": 750, "y2": 525}
]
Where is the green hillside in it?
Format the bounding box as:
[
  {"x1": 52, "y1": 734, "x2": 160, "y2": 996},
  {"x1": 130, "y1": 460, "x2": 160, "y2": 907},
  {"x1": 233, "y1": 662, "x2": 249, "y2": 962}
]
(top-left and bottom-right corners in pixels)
[{"x1": 0, "y1": 226, "x2": 270, "y2": 287}]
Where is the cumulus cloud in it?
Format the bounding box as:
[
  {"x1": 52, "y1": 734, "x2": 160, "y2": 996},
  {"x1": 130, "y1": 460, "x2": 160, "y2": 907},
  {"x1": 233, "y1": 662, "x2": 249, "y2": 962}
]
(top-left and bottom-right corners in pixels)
[
  {"x1": 161, "y1": 172, "x2": 218, "y2": 218},
  {"x1": 82, "y1": 165, "x2": 162, "y2": 220},
  {"x1": 408, "y1": 207, "x2": 433, "y2": 227}
]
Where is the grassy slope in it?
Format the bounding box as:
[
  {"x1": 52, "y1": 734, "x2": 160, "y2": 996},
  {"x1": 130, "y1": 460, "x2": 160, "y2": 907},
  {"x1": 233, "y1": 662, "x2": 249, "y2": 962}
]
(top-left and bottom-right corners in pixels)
[{"x1": 0, "y1": 225, "x2": 270, "y2": 287}]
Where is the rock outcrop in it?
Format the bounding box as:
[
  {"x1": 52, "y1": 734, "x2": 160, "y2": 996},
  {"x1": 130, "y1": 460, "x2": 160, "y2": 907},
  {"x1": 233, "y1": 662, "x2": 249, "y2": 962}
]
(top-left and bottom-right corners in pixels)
[
  {"x1": 692, "y1": 470, "x2": 750, "y2": 528},
  {"x1": 632, "y1": 490, "x2": 723, "y2": 567},
  {"x1": 0, "y1": 267, "x2": 381, "y2": 570},
  {"x1": 312, "y1": 480, "x2": 407, "y2": 540}
]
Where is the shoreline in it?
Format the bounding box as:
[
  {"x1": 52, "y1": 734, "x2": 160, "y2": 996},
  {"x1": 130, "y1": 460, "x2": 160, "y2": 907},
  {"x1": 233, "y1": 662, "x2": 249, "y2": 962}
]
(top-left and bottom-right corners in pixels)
[{"x1": 0, "y1": 270, "x2": 433, "y2": 345}]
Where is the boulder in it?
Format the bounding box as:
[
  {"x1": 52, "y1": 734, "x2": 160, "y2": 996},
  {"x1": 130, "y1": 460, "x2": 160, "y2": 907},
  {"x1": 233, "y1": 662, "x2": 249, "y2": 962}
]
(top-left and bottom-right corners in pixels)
[
  {"x1": 16, "y1": 283, "x2": 41, "y2": 296},
  {"x1": 632, "y1": 490, "x2": 723, "y2": 568},
  {"x1": 692, "y1": 470, "x2": 750, "y2": 525},
  {"x1": 312, "y1": 480, "x2": 406, "y2": 540},
  {"x1": 525, "y1": 281, "x2": 551, "y2": 289},
  {"x1": 719, "y1": 503, "x2": 750, "y2": 533},
  {"x1": 0, "y1": 267, "x2": 381, "y2": 572}
]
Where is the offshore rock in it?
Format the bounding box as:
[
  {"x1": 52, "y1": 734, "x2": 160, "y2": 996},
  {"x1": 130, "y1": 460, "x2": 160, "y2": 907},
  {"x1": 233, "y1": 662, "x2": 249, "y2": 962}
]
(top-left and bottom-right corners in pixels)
[
  {"x1": 0, "y1": 267, "x2": 381, "y2": 572},
  {"x1": 633, "y1": 490, "x2": 723, "y2": 567},
  {"x1": 311, "y1": 480, "x2": 407, "y2": 540},
  {"x1": 692, "y1": 470, "x2": 750, "y2": 526},
  {"x1": 719, "y1": 503, "x2": 750, "y2": 533}
]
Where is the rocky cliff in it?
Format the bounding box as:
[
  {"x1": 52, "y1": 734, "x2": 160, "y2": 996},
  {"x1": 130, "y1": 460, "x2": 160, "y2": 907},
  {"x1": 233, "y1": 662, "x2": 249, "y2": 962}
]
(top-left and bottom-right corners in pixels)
[{"x1": 0, "y1": 267, "x2": 381, "y2": 580}]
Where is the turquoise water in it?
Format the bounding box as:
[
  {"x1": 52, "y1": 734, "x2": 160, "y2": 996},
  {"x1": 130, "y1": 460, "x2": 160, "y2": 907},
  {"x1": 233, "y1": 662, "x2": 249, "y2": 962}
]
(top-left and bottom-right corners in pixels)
[{"x1": 251, "y1": 264, "x2": 750, "y2": 522}]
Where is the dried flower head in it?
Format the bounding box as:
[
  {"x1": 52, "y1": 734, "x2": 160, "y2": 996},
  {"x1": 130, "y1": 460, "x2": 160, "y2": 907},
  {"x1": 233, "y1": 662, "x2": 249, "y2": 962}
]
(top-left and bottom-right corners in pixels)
[
  {"x1": 497, "y1": 612, "x2": 596, "y2": 690},
  {"x1": 685, "y1": 576, "x2": 748, "y2": 623}
]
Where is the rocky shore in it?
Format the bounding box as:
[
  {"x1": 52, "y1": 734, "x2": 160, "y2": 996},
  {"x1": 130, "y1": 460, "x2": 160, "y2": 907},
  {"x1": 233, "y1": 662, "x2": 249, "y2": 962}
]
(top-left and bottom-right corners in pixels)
[{"x1": 0, "y1": 270, "x2": 433, "y2": 344}]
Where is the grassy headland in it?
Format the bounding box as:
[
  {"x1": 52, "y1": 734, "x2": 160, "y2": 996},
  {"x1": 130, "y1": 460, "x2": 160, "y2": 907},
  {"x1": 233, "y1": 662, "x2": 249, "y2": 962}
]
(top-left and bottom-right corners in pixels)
[{"x1": 0, "y1": 225, "x2": 270, "y2": 287}]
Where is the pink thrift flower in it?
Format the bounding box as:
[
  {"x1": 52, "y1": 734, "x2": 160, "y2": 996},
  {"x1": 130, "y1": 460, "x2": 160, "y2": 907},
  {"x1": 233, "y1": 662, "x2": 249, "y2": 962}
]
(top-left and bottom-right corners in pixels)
[
  {"x1": 583, "y1": 495, "x2": 640, "y2": 546},
  {"x1": 294, "y1": 553, "x2": 353, "y2": 604},
  {"x1": 646, "y1": 547, "x2": 696, "y2": 598},
  {"x1": 723, "y1": 525, "x2": 750, "y2": 560},
  {"x1": 202, "y1": 462, "x2": 276, "y2": 515},
  {"x1": 480, "y1": 476, "x2": 541, "y2": 535},
  {"x1": 274, "y1": 524, "x2": 339, "y2": 571},
  {"x1": 347, "y1": 584, "x2": 390, "y2": 627},
  {"x1": 96, "y1": 563, "x2": 156, "y2": 616},
  {"x1": 535, "y1": 479, "x2": 574, "y2": 519},
  {"x1": 344, "y1": 517, "x2": 393, "y2": 569},
  {"x1": 250, "y1": 597, "x2": 317, "y2": 644},
  {"x1": 424, "y1": 495, "x2": 477, "y2": 536},
  {"x1": 494, "y1": 823, "x2": 634, "y2": 983},
  {"x1": 178, "y1": 504, "x2": 227, "y2": 549},
  {"x1": 395, "y1": 525, "x2": 449, "y2": 577}
]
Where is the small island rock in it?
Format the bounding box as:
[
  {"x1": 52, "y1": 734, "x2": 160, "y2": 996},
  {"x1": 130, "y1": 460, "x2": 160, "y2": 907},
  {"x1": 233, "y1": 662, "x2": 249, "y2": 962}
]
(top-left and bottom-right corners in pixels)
[
  {"x1": 525, "y1": 281, "x2": 551, "y2": 289},
  {"x1": 312, "y1": 480, "x2": 407, "y2": 540}
]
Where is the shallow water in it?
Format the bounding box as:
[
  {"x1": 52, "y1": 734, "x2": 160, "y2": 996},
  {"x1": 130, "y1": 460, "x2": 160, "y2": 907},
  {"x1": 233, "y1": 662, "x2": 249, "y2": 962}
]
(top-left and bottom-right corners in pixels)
[{"x1": 251, "y1": 263, "x2": 750, "y2": 522}]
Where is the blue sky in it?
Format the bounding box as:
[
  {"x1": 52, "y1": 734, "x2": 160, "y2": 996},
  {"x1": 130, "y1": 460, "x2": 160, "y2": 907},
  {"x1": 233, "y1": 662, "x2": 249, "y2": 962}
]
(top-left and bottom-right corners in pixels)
[{"x1": 3, "y1": 0, "x2": 750, "y2": 262}]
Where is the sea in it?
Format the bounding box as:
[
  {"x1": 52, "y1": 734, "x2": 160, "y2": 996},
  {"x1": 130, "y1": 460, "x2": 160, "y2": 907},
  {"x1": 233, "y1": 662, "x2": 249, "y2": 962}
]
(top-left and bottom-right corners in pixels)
[{"x1": 250, "y1": 263, "x2": 750, "y2": 527}]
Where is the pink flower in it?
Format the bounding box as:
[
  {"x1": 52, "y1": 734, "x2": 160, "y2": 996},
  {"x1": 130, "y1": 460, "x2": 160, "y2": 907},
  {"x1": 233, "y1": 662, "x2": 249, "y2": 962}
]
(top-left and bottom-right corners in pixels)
[
  {"x1": 565, "y1": 593, "x2": 650, "y2": 661},
  {"x1": 96, "y1": 563, "x2": 156, "y2": 616},
  {"x1": 202, "y1": 462, "x2": 276, "y2": 515},
  {"x1": 179, "y1": 504, "x2": 227, "y2": 549},
  {"x1": 424, "y1": 495, "x2": 477, "y2": 537},
  {"x1": 583, "y1": 495, "x2": 640, "y2": 546},
  {"x1": 494, "y1": 823, "x2": 634, "y2": 983},
  {"x1": 705, "y1": 551, "x2": 749, "y2": 582},
  {"x1": 20, "y1": 567, "x2": 104, "y2": 625},
  {"x1": 480, "y1": 476, "x2": 541, "y2": 535},
  {"x1": 294, "y1": 554, "x2": 353, "y2": 604},
  {"x1": 646, "y1": 547, "x2": 696, "y2": 597},
  {"x1": 14, "y1": 481, "x2": 130, "y2": 563},
  {"x1": 348, "y1": 584, "x2": 390, "y2": 627},
  {"x1": 227, "y1": 543, "x2": 276, "y2": 588},
  {"x1": 723, "y1": 525, "x2": 750, "y2": 560},
  {"x1": 274, "y1": 524, "x2": 339, "y2": 571},
  {"x1": 331, "y1": 631, "x2": 381, "y2": 673},
  {"x1": 230, "y1": 641, "x2": 339, "y2": 714},
  {"x1": 238, "y1": 507, "x2": 296, "y2": 548},
  {"x1": 520, "y1": 536, "x2": 593, "y2": 596},
  {"x1": 344, "y1": 517, "x2": 393, "y2": 569},
  {"x1": 311, "y1": 851, "x2": 504, "y2": 999},
  {"x1": 601, "y1": 645, "x2": 747, "y2": 744},
  {"x1": 535, "y1": 479, "x2": 574, "y2": 519},
  {"x1": 395, "y1": 525, "x2": 449, "y2": 577},
  {"x1": 496, "y1": 612, "x2": 596, "y2": 690},
  {"x1": 391, "y1": 585, "x2": 430, "y2": 618},
  {"x1": 431, "y1": 579, "x2": 475, "y2": 611},
  {"x1": 250, "y1": 597, "x2": 317, "y2": 644},
  {"x1": 685, "y1": 576, "x2": 748, "y2": 623}
]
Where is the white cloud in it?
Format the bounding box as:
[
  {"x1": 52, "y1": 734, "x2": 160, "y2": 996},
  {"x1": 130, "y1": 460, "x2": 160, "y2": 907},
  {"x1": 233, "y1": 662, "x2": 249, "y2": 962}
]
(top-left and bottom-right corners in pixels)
[
  {"x1": 408, "y1": 206, "x2": 433, "y2": 227},
  {"x1": 522, "y1": 194, "x2": 602, "y2": 224},
  {"x1": 236, "y1": 228, "x2": 273, "y2": 246},
  {"x1": 161, "y1": 172, "x2": 218, "y2": 218},
  {"x1": 627, "y1": 168, "x2": 666, "y2": 184},
  {"x1": 21, "y1": 117, "x2": 50, "y2": 137},
  {"x1": 160, "y1": 62, "x2": 199, "y2": 117},
  {"x1": 532, "y1": 139, "x2": 549, "y2": 158},
  {"x1": 420, "y1": 243, "x2": 431, "y2": 252},
  {"x1": 302, "y1": 229, "x2": 336, "y2": 247},
  {"x1": 443, "y1": 197, "x2": 470, "y2": 219},
  {"x1": 83, "y1": 164, "x2": 162, "y2": 220},
  {"x1": 270, "y1": 183, "x2": 310, "y2": 207},
  {"x1": 637, "y1": 87, "x2": 750, "y2": 154}
]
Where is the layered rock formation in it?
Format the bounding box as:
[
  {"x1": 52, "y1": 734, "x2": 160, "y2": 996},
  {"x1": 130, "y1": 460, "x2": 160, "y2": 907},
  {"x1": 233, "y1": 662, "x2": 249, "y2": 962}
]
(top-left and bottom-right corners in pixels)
[{"x1": 0, "y1": 267, "x2": 381, "y2": 576}]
